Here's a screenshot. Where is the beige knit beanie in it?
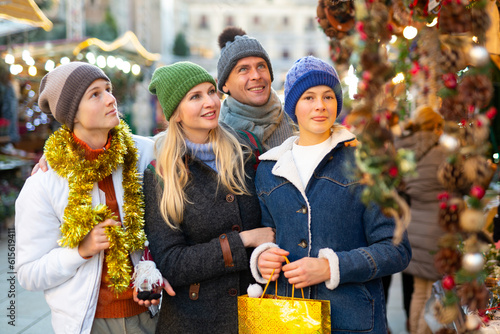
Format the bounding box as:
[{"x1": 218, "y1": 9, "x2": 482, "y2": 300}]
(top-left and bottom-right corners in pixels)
[{"x1": 38, "y1": 62, "x2": 110, "y2": 130}]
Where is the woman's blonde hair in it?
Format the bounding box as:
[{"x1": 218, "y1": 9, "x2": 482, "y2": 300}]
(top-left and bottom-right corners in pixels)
[
  {"x1": 413, "y1": 106, "x2": 444, "y2": 132},
  {"x1": 154, "y1": 117, "x2": 250, "y2": 229}
]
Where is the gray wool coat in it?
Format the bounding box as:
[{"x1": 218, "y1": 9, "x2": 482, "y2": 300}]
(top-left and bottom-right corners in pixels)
[
  {"x1": 396, "y1": 131, "x2": 448, "y2": 281},
  {"x1": 143, "y1": 146, "x2": 262, "y2": 334}
]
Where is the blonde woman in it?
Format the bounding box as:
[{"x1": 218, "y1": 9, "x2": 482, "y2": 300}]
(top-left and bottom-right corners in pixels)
[{"x1": 144, "y1": 62, "x2": 274, "y2": 333}]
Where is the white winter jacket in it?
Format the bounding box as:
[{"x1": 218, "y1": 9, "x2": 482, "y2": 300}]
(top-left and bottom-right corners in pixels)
[{"x1": 15, "y1": 135, "x2": 154, "y2": 334}]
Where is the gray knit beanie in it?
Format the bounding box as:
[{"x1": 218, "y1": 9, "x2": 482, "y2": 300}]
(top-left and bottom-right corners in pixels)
[
  {"x1": 38, "y1": 62, "x2": 110, "y2": 131},
  {"x1": 284, "y1": 56, "x2": 343, "y2": 123},
  {"x1": 217, "y1": 34, "x2": 274, "y2": 92},
  {"x1": 149, "y1": 62, "x2": 216, "y2": 121}
]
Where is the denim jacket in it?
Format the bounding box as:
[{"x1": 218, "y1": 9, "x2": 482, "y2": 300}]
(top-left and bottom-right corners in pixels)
[{"x1": 250, "y1": 128, "x2": 411, "y2": 333}]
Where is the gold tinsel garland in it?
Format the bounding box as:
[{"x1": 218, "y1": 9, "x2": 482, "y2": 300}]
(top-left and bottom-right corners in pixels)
[{"x1": 44, "y1": 120, "x2": 146, "y2": 294}]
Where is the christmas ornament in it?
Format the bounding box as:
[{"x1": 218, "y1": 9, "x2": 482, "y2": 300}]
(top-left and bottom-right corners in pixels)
[
  {"x1": 317, "y1": 0, "x2": 355, "y2": 39},
  {"x1": 439, "y1": 133, "x2": 460, "y2": 152},
  {"x1": 465, "y1": 314, "x2": 481, "y2": 331},
  {"x1": 439, "y1": 197, "x2": 465, "y2": 233},
  {"x1": 442, "y1": 275, "x2": 456, "y2": 290},
  {"x1": 460, "y1": 208, "x2": 486, "y2": 232},
  {"x1": 44, "y1": 121, "x2": 146, "y2": 293},
  {"x1": 469, "y1": 45, "x2": 490, "y2": 67},
  {"x1": 462, "y1": 252, "x2": 485, "y2": 273},
  {"x1": 132, "y1": 245, "x2": 164, "y2": 301},
  {"x1": 435, "y1": 247, "x2": 462, "y2": 275}
]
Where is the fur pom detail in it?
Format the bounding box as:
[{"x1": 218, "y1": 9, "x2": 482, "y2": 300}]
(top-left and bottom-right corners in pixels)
[
  {"x1": 247, "y1": 284, "x2": 264, "y2": 298},
  {"x1": 218, "y1": 26, "x2": 246, "y2": 49}
]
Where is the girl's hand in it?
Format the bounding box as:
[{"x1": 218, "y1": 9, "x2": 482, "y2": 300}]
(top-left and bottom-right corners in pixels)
[
  {"x1": 257, "y1": 248, "x2": 289, "y2": 281},
  {"x1": 239, "y1": 227, "x2": 275, "y2": 248},
  {"x1": 133, "y1": 284, "x2": 162, "y2": 307},
  {"x1": 78, "y1": 219, "x2": 121, "y2": 259},
  {"x1": 282, "y1": 257, "x2": 330, "y2": 289},
  {"x1": 31, "y1": 154, "x2": 48, "y2": 175}
]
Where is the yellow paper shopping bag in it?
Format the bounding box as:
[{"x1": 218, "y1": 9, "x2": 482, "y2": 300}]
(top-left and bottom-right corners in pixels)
[{"x1": 238, "y1": 257, "x2": 331, "y2": 333}]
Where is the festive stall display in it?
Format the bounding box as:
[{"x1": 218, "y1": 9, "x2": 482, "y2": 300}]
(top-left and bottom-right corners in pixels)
[{"x1": 317, "y1": 0, "x2": 499, "y2": 331}]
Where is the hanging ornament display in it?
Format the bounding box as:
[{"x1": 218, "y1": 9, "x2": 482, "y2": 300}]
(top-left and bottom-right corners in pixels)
[
  {"x1": 438, "y1": 0, "x2": 472, "y2": 34},
  {"x1": 316, "y1": 0, "x2": 356, "y2": 39},
  {"x1": 316, "y1": 1, "x2": 498, "y2": 328}
]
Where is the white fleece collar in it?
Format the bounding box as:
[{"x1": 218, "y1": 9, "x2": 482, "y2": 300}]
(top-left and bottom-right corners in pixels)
[{"x1": 259, "y1": 126, "x2": 355, "y2": 190}]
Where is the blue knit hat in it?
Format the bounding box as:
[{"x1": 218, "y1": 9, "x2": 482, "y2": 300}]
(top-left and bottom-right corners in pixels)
[{"x1": 284, "y1": 56, "x2": 343, "y2": 123}]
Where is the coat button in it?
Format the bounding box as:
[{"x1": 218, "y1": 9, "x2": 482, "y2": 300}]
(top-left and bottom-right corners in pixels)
[
  {"x1": 298, "y1": 240, "x2": 308, "y2": 248},
  {"x1": 228, "y1": 288, "x2": 238, "y2": 296},
  {"x1": 232, "y1": 225, "x2": 241, "y2": 232},
  {"x1": 296, "y1": 206, "x2": 307, "y2": 214},
  {"x1": 191, "y1": 292, "x2": 198, "y2": 299},
  {"x1": 226, "y1": 194, "x2": 235, "y2": 202}
]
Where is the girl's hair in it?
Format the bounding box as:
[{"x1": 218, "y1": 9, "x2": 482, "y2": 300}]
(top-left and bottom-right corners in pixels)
[{"x1": 154, "y1": 118, "x2": 250, "y2": 229}]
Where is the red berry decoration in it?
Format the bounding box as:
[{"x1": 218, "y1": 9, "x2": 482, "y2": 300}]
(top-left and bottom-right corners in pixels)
[
  {"x1": 442, "y1": 275, "x2": 455, "y2": 290},
  {"x1": 470, "y1": 185, "x2": 485, "y2": 199},
  {"x1": 442, "y1": 73, "x2": 457, "y2": 89}
]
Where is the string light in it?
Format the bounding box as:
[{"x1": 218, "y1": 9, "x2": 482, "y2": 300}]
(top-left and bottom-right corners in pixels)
[
  {"x1": 403, "y1": 26, "x2": 418, "y2": 40},
  {"x1": 96, "y1": 55, "x2": 106, "y2": 68},
  {"x1": 426, "y1": 17, "x2": 438, "y2": 27},
  {"x1": 392, "y1": 72, "x2": 405, "y2": 84},
  {"x1": 28, "y1": 65, "x2": 37, "y2": 76},
  {"x1": 4, "y1": 53, "x2": 14, "y2": 64},
  {"x1": 45, "y1": 59, "x2": 55, "y2": 71},
  {"x1": 131, "y1": 64, "x2": 141, "y2": 76}
]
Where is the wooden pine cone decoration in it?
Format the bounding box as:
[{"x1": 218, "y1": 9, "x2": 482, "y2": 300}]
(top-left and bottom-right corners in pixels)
[
  {"x1": 438, "y1": 158, "x2": 473, "y2": 195},
  {"x1": 367, "y1": 2, "x2": 391, "y2": 43},
  {"x1": 438, "y1": 198, "x2": 465, "y2": 233},
  {"x1": 457, "y1": 280, "x2": 489, "y2": 311},
  {"x1": 439, "y1": 95, "x2": 468, "y2": 122},
  {"x1": 434, "y1": 247, "x2": 462, "y2": 275},
  {"x1": 389, "y1": 0, "x2": 410, "y2": 35},
  {"x1": 463, "y1": 155, "x2": 495, "y2": 191},
  {"x1": 459, "y1": 74, "x2": 493, "y2": 110},
  {"x1": 316, "y1": 0, "x2": 355, "y2": 39},
  {"x1": 329, "y1": 38, "x2": 352, "y2": 65},
  {"x1": 471, "y1": 7, "x2": 491, "y2": 36},
  {"x1": 439, "y1": 2, "x2": 472, "y2": 34},
  {"x1": 464, "y1": 115, "x2": 491, "y2": 145},
  {"x1": 438, "y1": 46, "x2": 467, "y2": 74}
]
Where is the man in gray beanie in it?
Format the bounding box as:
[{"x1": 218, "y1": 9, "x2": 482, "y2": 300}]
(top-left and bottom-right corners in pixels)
[{"x1": 217, "y1": 27, "x2": 296, "y2": 150}]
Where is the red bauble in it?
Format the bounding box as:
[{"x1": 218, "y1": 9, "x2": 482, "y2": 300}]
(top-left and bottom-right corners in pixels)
[{"x1": 442, "y1": 275, "x2": 455, "y2": 290}]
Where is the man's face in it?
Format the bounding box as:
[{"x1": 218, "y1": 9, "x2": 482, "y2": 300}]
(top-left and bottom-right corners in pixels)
[{"x1": 222, "y1": 56, "x2": 272, "y2": 107}]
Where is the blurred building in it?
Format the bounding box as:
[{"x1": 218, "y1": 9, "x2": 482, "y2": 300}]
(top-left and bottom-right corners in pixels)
[{"x1": 176, "y1": 0, "x2": 330, "y2": 90}]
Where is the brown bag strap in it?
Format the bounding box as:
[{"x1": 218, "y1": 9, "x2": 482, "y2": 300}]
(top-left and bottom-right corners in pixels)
[{"x1": 219, "y1": 233, "x2": 234, "y2": 267}]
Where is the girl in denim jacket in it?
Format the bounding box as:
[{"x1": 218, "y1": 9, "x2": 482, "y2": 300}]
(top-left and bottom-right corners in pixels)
[{"x1": 250, "y1": 56, "x2": 412, "y2": 333}]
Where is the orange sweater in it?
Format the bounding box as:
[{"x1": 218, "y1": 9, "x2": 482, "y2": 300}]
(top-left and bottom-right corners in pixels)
[{"x1": 74, "y1": 134, "x2": 147, "y2": 319}]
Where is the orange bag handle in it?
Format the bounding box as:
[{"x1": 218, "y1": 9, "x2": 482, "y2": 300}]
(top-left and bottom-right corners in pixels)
[{"x1": 260, "y1": 256, "x2": 305, "y2": 302}]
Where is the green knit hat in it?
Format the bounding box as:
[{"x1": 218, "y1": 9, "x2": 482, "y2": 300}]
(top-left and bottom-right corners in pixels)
[{"x1": 149, "y1": 62, "x2": 216, "y2": 121}]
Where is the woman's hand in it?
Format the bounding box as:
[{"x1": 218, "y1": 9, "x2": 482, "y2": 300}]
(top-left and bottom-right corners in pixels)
[
  {"x1": 257, "y1": 247, "x2": 289, "y2": 281},
  {"x1": 239, "y1": 227, "x2": 275, "y2": 248},
  {"x1": 78, "y1": 219, "x2": 121, "y2": 259},
  {"x1": 282, "y1": 257, "x2": 330, "y2": 289}
]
